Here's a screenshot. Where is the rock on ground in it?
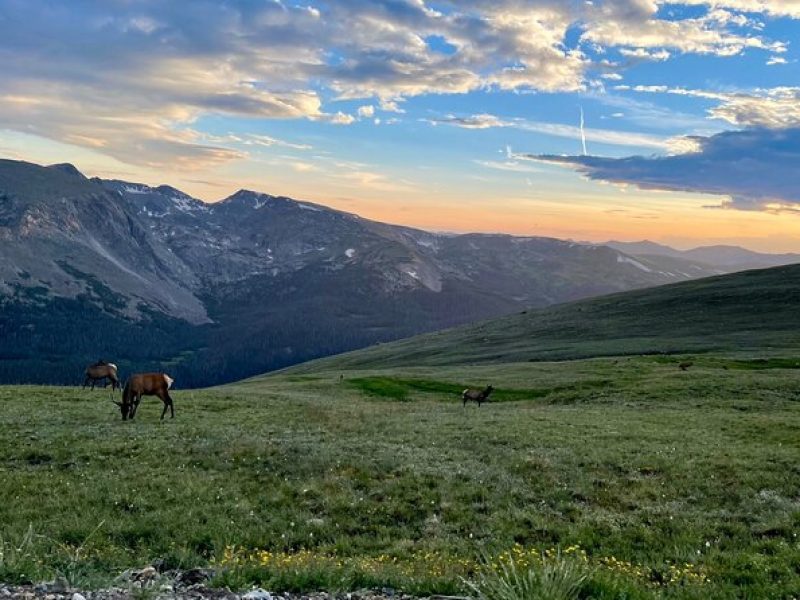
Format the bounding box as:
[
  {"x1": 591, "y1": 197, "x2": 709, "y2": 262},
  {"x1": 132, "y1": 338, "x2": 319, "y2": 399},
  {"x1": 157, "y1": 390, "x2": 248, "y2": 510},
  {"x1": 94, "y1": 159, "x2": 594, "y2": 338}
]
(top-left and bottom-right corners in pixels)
[{"x1": 0, "y1": 575, "x2": 466, "y2": 600}]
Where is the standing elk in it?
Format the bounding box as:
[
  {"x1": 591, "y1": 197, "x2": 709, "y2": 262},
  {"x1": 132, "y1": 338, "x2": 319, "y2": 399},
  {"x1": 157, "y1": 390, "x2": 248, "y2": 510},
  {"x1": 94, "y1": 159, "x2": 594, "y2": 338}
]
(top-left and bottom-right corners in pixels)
[
  {"x1": 83, "y1": 360, "x2": 119, "y2": 391},
  {"x1": 462, "y1": 385, "x2": 494, "y2": 407},
  {"x1": 115, "y1": 373, "x2": 175, "y2": 420}
]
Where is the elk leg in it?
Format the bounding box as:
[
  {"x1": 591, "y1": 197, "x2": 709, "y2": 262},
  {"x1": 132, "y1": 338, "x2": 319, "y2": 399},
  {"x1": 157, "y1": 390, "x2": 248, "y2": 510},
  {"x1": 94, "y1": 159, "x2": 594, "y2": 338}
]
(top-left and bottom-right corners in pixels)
[
  {"x1": 157, "y1": 390, "x2": 166, "y2": 420},
  {"x1": 159, "y1": 391, "x2": 174, "y2": 420},
  {"x1": 130, "y1": 393, "x2": 140, "y2": 419}
]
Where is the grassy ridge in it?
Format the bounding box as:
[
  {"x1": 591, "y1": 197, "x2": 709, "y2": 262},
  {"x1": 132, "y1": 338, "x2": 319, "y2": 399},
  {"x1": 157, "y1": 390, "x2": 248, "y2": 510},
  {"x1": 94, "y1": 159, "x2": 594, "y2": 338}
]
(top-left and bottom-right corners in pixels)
[
  {"x1": 1, "y1": 355, "x2": 799, "y2": 597},
  {"x1": 285, "y1": 264, "x2": 800, "y2": 372}
]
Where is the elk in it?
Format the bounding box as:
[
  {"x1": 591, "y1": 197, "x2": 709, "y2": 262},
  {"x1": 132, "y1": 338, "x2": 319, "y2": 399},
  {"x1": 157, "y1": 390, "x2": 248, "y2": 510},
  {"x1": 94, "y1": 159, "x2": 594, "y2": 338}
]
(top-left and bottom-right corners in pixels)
[
  {"x1": 83, "y1": 360, "x2": 119, "y2": 391},
  {"x1": 115, "y1": 373, "x2": 175, "y2": 420},
  {"x1": 462, "y1": 385, "x2": 494, "y2": 407},
  {"x1": 679, "y1": 361, "x2": 694, "y2": 371}
]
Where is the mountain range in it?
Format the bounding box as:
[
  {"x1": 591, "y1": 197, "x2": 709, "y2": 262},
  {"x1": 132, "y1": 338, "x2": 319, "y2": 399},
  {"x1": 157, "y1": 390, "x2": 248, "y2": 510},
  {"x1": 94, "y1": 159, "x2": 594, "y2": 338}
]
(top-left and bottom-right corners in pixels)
[
  {"x1": 0, "y1": 158, "x2": 796, "y2": 386},
  {"x1": 605, "y1": 240, "x2": 800, "y2": 273}
]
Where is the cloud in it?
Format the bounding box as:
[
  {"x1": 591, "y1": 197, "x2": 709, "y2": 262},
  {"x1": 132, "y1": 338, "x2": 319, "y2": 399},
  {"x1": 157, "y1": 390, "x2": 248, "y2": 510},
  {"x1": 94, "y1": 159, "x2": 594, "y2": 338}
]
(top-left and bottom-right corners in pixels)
[
  {"x1": 357, "y1": 105, "x2": 376, "y2": 118},
  {"x1": 290, "y1": 161, "x2": 317, "y2": 172},
  {"x1": 618, "y1": 85, "x2": 800, "y2": 128},
  {"x1": 582, "y1": 1, "x2": 786, "y2": 56},
  {"x1": 313, "y1": 112, "x2": 357, "y2": 125},
  {"x1": 240, "y1": 134, "x2": 312, "y2": 151},
  {"x1": 619, "y1": 48, "x2": 671, "y2": 61},
  {"x1": 427, "y1": 113, "x2": 506, "y2": 129},
  {"x1": 710, "y1": 88, "x2": 800, "y2": 127},
  {"x1": 379, "y1": 99, "x2": 406, "y2": 113},
  {"x1": 426, "y1": 113, "x2": 670, "y2": 149},
  {"x1": 676, "y1": 1, "x2": 800, "y2": 19},
  {"x1": 0, "y1": 0, "x2": 794, "y2": 169},
  {"x1": 474, "y1": 159, "x2": 543, "y2": 173},
  {"x1": 528, "y1": 127, "x2": 800, "y2": 212},
  {"x1": 590, "y1": 91, "x2": 714, "y2": 131}
]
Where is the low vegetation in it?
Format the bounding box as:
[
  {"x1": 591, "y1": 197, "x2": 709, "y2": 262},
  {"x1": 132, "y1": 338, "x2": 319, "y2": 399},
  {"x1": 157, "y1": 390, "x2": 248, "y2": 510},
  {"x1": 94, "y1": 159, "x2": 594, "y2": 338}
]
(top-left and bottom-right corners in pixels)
[{"x1": 1, "y1": 354, "x2": 798, "y2": 597}]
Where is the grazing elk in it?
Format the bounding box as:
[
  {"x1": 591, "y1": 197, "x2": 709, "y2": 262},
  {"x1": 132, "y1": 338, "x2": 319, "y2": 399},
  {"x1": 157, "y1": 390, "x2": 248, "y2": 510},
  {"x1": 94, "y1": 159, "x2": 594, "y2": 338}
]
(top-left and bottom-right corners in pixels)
[
  {"x1": 83, "y1": 360, "x2": 120, "y2": 391},
  {"x1": 462, "y1": 385, "x2": 494, "y2": 407},
  {"x1": 115, "y1": 373, "x2": 175, "y2": 420},
  {"x1": 679, "y1": 361, "x2": 694, "y2": 371}
]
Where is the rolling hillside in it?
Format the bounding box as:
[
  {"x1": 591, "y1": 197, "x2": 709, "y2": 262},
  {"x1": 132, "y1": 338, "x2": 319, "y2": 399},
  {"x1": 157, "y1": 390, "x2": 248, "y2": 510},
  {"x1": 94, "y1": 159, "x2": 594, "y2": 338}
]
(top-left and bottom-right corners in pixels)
[{"x1": 289, "y1": 263, "x2": 800, "y2": 372}]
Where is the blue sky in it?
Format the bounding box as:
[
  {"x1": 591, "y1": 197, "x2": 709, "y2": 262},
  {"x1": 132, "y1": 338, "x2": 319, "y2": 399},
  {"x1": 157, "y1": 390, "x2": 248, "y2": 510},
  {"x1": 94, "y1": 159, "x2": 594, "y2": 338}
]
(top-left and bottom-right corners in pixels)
[{"x1": 1, "y1": 1, "x2": 800, "y2": 250}]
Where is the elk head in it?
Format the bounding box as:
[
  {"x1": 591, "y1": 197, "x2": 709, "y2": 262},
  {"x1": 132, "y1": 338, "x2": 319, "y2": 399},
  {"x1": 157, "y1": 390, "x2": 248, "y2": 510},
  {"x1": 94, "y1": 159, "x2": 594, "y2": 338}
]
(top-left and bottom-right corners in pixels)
[{"x1": 112, "y1": 398, "x2": 132, "y2": 420}]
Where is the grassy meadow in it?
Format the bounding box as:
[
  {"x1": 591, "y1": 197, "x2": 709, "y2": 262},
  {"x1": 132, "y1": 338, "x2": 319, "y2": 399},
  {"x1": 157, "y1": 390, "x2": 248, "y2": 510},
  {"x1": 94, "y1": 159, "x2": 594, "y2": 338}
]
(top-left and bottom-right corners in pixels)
[{"x1": 0, "y1": 355, "x2": 799, "y2": 598}]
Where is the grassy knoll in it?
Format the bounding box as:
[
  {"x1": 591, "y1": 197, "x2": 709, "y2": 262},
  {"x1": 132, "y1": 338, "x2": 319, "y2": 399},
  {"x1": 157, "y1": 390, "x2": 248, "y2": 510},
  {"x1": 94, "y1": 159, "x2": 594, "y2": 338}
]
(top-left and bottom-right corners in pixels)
[{"x1": 1, "y1": 355, "x2": 799, "y2": 597}]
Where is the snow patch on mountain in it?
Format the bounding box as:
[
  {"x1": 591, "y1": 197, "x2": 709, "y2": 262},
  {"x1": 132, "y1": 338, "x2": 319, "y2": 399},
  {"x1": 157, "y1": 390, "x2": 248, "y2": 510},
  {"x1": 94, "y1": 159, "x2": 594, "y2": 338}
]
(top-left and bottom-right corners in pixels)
[
  {"x1": 617, "y1": 255, "x2": 652, "y2": 273},
  {"x1": 123, "y1": 185, "x2": 151, "y2": 195},
  {"x1": 171, "y1": 195, "x2": 209, "y2": 213}
]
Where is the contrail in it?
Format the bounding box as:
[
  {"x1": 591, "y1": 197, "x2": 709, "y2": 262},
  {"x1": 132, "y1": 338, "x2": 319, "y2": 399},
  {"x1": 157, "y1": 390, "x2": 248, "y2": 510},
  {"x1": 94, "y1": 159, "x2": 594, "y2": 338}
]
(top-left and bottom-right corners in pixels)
[{"x1": 579, "y1": 106, "x2": 588, "y2": 156}]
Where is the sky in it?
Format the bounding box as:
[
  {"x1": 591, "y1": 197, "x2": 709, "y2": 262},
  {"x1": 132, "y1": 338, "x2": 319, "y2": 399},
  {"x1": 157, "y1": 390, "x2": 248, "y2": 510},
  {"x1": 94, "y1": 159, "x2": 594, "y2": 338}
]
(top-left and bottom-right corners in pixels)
[{"x1": 1, "y1": 1, "x2": 800, "y2": 252}]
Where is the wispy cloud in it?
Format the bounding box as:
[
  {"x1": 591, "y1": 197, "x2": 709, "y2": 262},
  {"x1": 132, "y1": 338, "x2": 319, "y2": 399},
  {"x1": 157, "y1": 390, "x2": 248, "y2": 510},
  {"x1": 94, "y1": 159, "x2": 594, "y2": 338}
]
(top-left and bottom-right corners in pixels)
[
  {"x1": 474, "y1": 159, "x2": 543, "y2": 173},
  {"x1": 617, "y1": 84, "x2": 800, "y2": 128},
  {"x1": 426, "y1": 113, "x2": 670, "y2": 149},
  {"x1": 243, "y1": 134, "x2": 313, "y2": 151}
]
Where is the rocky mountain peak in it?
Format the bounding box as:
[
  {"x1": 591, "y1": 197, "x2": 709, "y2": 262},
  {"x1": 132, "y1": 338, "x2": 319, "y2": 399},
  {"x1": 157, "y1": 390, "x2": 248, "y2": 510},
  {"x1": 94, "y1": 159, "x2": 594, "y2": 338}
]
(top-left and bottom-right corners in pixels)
[
  {"x1": 222, "y1": 189, "x2": 275, "y2": 208},
  {"x1": 154, "y1": 184, "x2": 193, "y2": 200},
  {"x1": 47, "y1": 163, "x2": 85, "y2": 178}
]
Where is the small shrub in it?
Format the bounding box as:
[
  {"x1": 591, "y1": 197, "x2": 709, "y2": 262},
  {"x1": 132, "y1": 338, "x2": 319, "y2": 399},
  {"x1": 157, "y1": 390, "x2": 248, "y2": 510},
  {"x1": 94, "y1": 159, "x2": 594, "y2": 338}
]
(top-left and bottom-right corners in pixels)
[{"x1": 465, "y1": 552, "x2": 591, "y2": 600}]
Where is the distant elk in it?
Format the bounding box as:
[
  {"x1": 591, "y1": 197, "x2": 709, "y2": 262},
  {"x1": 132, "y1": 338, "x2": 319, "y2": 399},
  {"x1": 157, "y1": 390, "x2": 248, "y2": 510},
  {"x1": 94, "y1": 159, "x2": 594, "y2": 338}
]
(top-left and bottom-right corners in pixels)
[
  {"x1": 115, "y1": 373, "x2": 175, "y2": 420},
  {"x1": 83, "y1": 360, "x2": 119, "y2": 391},
  {"x1": 462, "y1": 385, "x2": 494, "y2": 407},
  {"x1": 679, "y1": 361, "x2": 694, "y2": 371}
]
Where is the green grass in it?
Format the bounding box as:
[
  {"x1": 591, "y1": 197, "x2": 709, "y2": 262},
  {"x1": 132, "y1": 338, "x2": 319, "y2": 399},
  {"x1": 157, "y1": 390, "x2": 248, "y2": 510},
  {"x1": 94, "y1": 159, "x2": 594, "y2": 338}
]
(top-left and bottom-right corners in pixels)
[
  {"x1": 346, "y1": 377, "x2": 585, "y2": 402},
  {"x1": 1, "y1": 354, "x2": 799, "y2": 597}
]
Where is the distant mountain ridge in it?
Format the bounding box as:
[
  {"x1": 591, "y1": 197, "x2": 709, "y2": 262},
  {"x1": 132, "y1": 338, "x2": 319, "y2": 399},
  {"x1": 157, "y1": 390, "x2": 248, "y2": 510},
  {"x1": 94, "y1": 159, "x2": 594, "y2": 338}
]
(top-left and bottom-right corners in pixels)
[
  {"x1": 0, "y1": 157, "x2": 789, "y2": 386},
  {"x1": 606, "y1": 240, "x2": 800, "y2": 272}
]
